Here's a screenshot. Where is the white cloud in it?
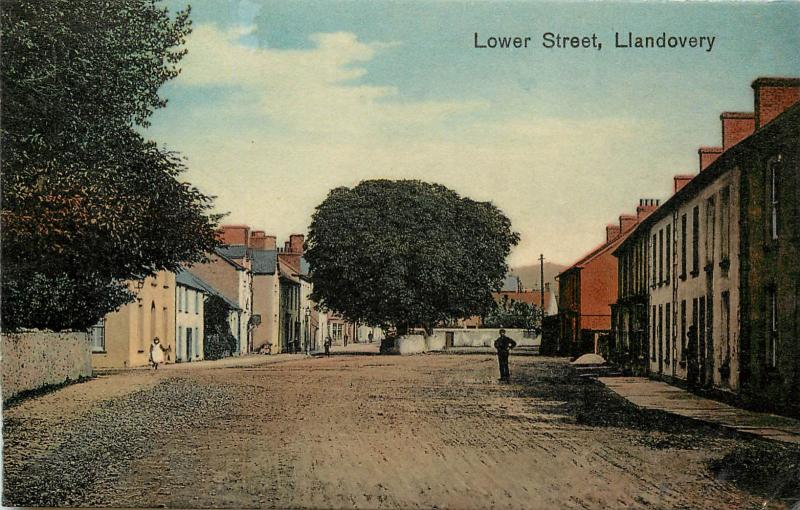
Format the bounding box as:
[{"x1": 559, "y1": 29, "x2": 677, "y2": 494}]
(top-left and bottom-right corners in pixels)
[{"x1": 157, "y1": 24, "x2": 681, "y2": 268}]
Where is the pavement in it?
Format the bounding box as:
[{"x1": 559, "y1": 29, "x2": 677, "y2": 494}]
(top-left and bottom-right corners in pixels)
[{"x1": 600, "y1": 376, "x2": 800, "y2": 444}]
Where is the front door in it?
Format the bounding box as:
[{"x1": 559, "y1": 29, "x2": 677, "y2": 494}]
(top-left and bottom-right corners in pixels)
[
  {"x1": 186, "y1": 328, "x2": 193, "y2": 361},
  {"x1": 698, "y1": 297, "x2": 707, "y2": 386},
  {"x1": 445, "y1": 332, "x2": 454, "y2": 349}
]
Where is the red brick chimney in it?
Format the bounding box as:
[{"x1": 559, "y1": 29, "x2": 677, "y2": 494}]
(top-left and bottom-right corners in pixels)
[
  {"x1": 636, "y1": 199, "x2": 660, "y2": 221},
  {"x1": 619, "y1": 214, "x2": 637, "y2": 233},
  {"x1": 218, "y1": 225, "x2": 250, "y2": 246},
  {"x1": 606, "y1": 224, "x2": 621, "y2": 242},
  {"x1": 249, "y1": 231, "x2": 277, "y2": 251},
  {"x1": 752, "y1": 77, "x2": 800, "y2": 129},
  {"x1": 673, "y1": 175, "x2": 694, "y2": 193},
  {"x1": 289, "y1": 234, "x2": 305, "y2": 255},
  {"x1": 721, "y1": 112, "x2": 755, "y2": 151},
  {"x1": 698, "y1": 147, "x2": 723, "y2": 172}
]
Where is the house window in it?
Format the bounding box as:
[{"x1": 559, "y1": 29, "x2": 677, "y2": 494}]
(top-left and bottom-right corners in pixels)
[
  {"x1": 665, "y1": 225, "x2": 671, "y2": 283},
  {"x1": 768, "y1": 288, "x2": 778, "y2": 368},
  {"x1": 658, "y1": 229, "x2": 664, "y2": 285},
  {"x1": 658, "y1": 304, "x2": 663, "y2": 365},
  {"x1": 665, "y1": 303, "x2": 671, "y2": 365},
  {"x1": 89, "y1": 319, "x2": 105, "y2": 352},
  {"x1": 332, "y1": 323, "x2": 343, "y2": 343},
  {"x1": 195, "y1": 292, "x2": 200, "y2": 315},
  {"x1": 651, "y1": 305, "x2": 657, "y2": 360},
  {"x1": 721, "y1": 291, "x2": 731, "y2": 367},
  {"x1": 178, "y1": 326, "x2": 183, "y2": 361},
  {"x1": 195, "y1": 327, "x2": 200, "y2": 358},
  {"x1": 652, "y1": 234, "x2": 657, "y2": 287},
  {"x1": 692, "y1": 206, "x2": 700, "y2": 276},
  {"x1": 177, "y1": 287, "x2": 182, "y2": 313},
  {"x1": 720, "y1": 186, "x2": 730, "y2": 263},
  {"x1": 705, "y1": 197, "x2": 716, "y2": 267},
  {"x1": 769, "y1": 157, "x2": 781, "y2": 240},
  {"x1": 680, "y1": 214, "x2": 687, "y2": 279},
  {"x1": 680, "y1": 299, "x2": 687, "y2": 360}
]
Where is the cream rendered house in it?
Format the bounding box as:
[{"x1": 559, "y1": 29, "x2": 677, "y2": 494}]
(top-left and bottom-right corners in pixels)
[{"x1": 92, "y1": 270, "x2": 177, "y2": 369}]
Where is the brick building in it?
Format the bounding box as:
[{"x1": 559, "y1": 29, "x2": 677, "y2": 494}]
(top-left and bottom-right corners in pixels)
[{"x1": 557, "y1": 200, "x2": 659, "y2": 356}]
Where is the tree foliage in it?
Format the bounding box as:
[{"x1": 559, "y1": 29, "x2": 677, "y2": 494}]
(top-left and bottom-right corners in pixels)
[
  {"x1": 1, "y1": 0, "x2": 220, "y2": 330},
  {"x1": 482, "y1": 295, "x2": 540, "y2": 331},
  {"x1": 305, "y1": 180, "x2": 520, "y2": 333},
  {"x1": 203, "y1": 295, "x2": 237, "y2": 360}
]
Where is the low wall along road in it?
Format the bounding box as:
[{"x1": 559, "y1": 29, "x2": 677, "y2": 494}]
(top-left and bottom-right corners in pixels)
[
  {"x1": 395, "y1": 328, "x2": 540, "y2": 355},
  {"x1": 1, "y1": 331, "x2": 92, "y2": 401}
]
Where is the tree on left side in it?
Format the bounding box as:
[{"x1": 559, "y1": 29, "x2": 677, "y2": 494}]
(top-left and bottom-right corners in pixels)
[{"x1": 1, "y1": 0, "x2": 220, "y2": 331}]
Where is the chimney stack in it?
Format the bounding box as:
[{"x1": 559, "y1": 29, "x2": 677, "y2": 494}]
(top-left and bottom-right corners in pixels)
[
  {"x1": 289, "y1": 234, "x2": 305, "y2": 255},
  {"x1": 636, "y1": 198, "x2": 660, "y2": 221},
  {"x1": 721, "y1": 112, "x2": 755, "y2": 151},
  {"x1": 249, "y1": 231, "x2": 277, "y2": 251},
  {"x1": 673, "y1": 175, "x2": 694, "y2": 193},
  {"x1": 218, "y1": 225, "x2": 250, "y2": 246},
  {"x1": 698, "y1": 147, "x2": 723, "y2": 172},
  {"x1": 752, "y1": 77, "x2": 800, "y2": 129},
  {"x1": 606, "y1": 224, "x2": 621, "y2": 242},
  {"x1": 619, "y1": 214, "x2": 637, "y2": 233}
]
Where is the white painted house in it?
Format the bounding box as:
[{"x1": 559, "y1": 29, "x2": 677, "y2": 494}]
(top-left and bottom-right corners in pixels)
[{"x1": 175, "y1": 269, "x2": 206, "y2": 362}]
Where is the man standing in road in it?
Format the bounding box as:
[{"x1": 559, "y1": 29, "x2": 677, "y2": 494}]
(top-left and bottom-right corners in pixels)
[{"x1": 494, "y1": 329, "x2": 517, "y2": 382}]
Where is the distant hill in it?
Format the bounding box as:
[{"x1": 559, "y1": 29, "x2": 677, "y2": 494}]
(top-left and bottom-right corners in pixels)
[{"x1": 509, "y1": 262, "x2": 568, "y2": 292}]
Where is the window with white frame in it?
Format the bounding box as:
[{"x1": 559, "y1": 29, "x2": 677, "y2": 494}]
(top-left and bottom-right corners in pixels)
[
  {"x1": 768, "y1": 288, "x2": 778, "y2": 368},
  {"x1": 769, "y1": 156, "x2": 781, "y2": 240},
  {"x1": 89, "y1": 319, "x2": 105, "y2": 352}
]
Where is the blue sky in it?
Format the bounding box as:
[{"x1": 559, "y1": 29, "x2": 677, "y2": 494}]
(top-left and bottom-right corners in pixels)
[{"x1": 148, "y1": 1, "x2": 800, "y2": 269}]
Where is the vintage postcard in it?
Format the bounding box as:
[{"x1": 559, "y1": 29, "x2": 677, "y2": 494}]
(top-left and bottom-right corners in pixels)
[{"x1": 2, "y1": 0, "x2": 800, "y2": 508}]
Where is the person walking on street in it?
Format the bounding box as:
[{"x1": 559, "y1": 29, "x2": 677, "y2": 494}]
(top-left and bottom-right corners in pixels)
[
  {"x1": 149, "y1": 337, "x2": 167, "y2": 370},
  {"x1": 494, "y1": 329, "x2": 517, "y2": 382},
  {"x1": 324, "y1": 336, "x2": 332, "y2": 357},
  {"x1": 686, "y1": 325, "x2": 699, "y2": 389}
]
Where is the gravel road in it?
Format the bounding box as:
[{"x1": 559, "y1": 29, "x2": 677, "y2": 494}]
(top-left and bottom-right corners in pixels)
[{"x1": 2, "y1": 353, "x2": 796, "y2": 508}]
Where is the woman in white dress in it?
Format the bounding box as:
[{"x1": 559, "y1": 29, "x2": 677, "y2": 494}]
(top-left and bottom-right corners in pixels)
[{"x1": 150, "y1": 337, "x2": 166, "y2": 370}]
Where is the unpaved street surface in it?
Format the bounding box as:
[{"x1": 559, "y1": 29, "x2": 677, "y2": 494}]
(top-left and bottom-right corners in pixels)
[{"x1": 3, "y1": 353, "x2": 798, "y2": 509}]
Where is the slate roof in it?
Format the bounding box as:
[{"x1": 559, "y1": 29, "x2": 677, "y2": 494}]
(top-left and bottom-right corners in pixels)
[
  {"x1": 300, "y1": 257, "x2": 311, "y2": 276},
  {"x1": 252, "y1": 249, "x2": 278, "y2": 275},
  {"x1": 216, "y1": 245, "x2": 248, "y2": 260}
]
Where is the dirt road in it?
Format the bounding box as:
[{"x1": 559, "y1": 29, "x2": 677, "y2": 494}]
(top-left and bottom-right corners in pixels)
[{"x1": 3, "y1": 353, "x2": 795, "y2": 508}]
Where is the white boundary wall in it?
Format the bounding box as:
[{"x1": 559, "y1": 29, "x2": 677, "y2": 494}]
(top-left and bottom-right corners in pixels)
[{"x1": 394, "y1": 328, "x2": 539, "y2": 355}]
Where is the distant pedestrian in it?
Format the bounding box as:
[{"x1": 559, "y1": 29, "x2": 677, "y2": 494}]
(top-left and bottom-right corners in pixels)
[
  {"x1": 324, "y1": 336, "x2": 332, "y2": 357},
  {"x1": 150, "y1": 337, "x2": 166, "y2": 370},
  {"x1": 494, "y1": 329, "x2": 517, "y2": 382},
  {"x1": 686, "y1": 325, "x2": 699, "y2": 388},
  {"x1": 368, "y1": 332, "x2": 374, "y2": 343}
]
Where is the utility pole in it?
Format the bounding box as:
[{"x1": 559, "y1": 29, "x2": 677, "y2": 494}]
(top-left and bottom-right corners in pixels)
[{"x1": 539, "y1": 254, "x2": 545, "y2": 323}]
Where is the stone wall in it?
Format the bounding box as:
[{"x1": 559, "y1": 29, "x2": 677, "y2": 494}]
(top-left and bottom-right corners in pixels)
[{"x1": 2, "y1": 331, "x2": 92, "y2": 401}]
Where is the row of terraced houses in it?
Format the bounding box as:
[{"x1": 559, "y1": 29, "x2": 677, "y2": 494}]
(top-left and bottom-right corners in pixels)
[
  {"x1": 90, "y1": 226, "x2": 383, "y2": 369},
  {"x1": 555, "y1": 77, "x2": 800, "y2": 415}
]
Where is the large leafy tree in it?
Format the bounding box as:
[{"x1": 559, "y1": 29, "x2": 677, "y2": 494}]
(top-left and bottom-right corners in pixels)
[
  {"x1": 482, "y1": 295, "x2": 541, "y2": 331},
  {"x1": 1, "y1": 0, "x2": 219, "y2": 331},
  {"x1": 305, "y1": 180, "x2": 520, "y2": 334}
]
